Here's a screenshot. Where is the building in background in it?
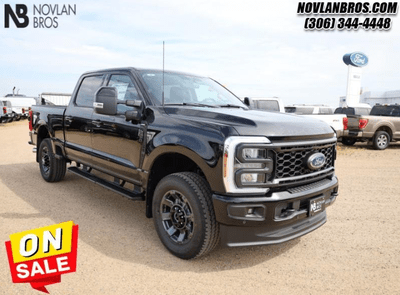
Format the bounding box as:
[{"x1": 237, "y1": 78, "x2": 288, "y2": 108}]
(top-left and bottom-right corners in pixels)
[{"x1": 360, "y1": 90, "x2": 400, "y2": 106}]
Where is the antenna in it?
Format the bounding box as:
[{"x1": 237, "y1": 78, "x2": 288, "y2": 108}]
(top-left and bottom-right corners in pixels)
[{"x1": 162, "y1": 41, "x2": 165, "y2": 106}]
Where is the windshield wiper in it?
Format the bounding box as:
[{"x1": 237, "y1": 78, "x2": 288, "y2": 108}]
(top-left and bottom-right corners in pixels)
[
  {"x1": 164, "y1": 103, "x2": 218, "y2": 108},
  {"x1": 217, "y1": 104, "x2": 246, "y2": 109}
]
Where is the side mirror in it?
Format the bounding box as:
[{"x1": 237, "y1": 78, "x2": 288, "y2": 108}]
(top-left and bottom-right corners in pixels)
[
  {"x1": 124, "y1": 100, "x2": 144, "y2": 122},
  {"x1": 244, "y1": 97, "x2": 250, "y2": 107},
  {"x1": 94, "y1": 87, "x2": 118, "y2": 115}
]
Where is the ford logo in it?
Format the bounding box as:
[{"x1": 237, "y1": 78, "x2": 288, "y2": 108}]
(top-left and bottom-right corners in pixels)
[
  {"x1": 306, "y1": 153, "x2": 326, "y2": 170},
  {"x1": 343, "y1": 52, "x2": 369, "y2": 67}
]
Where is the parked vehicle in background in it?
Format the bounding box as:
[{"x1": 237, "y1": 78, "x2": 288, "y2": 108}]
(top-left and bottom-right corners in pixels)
[
  {"x1": 334, "y1": 104, "x2": 372, "y2": 116},
  {"x1": 285, "y1": 105, "x2": 346, "y2": 138},
  {"x1": 341, "y1": 104, "x2": 400, "y2": 149},
  {"x1": 1, "y1": 101, "x2": 9, "y2": 123},
  {"x1": 245, "y1": 97, "x2": 285, "y2": 112},
  {"x1": 1, "y1": 100, "x2": 14, "y2": 123},
  {"x1": 4, "y1": 94, "x2": 37, "y2": 120},
  {"x1": 39, "y1": 93, "x2": 71, "y2": 106},
  {"x1": 335, "y1": 104, "x2": 372, "y2": 146},
  {"x1": 29, "y1": 67, "x2": 339, "y2": 259}
]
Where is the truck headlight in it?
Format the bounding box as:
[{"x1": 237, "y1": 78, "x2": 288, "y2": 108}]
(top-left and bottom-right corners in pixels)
[
  {"x1": 223, "y1": 137, "x2": 273, "y2": 194},
  {"x1": 242, "y1": 148, "x2": 265, "y2": 159}
]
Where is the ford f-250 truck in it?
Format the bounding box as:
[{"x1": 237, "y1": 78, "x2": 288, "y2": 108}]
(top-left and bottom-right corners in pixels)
[{"x1": 29, "y1": 67, "x2": 339, "y2": 259}]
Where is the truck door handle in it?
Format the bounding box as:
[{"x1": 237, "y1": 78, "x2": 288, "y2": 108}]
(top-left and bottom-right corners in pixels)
[{"x1": 92, "y1": 120, "x2": 103, "y2": 127}]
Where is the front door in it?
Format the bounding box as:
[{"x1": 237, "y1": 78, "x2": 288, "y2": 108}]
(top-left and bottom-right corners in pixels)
[{"x1": 91, "y1": 73, "x2": 146, "y2": 185}]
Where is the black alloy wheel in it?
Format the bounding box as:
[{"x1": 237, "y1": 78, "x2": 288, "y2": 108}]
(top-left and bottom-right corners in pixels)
[{"x1": 152, "y1": 172, "x2": 219, "y2": 259}]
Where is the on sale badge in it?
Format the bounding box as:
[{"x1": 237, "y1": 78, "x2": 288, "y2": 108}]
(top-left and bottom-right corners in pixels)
[{"x1": 5, "y1": 221, "x2": 79, "y2": 293}]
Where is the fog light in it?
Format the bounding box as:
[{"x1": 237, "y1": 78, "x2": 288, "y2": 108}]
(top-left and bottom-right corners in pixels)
[
  {"x1": 228, "y1": 204, "x2": 266, "y2": 221},
  {"x1": 240, "y1": 173, "x2": 265, "y2": 184}
]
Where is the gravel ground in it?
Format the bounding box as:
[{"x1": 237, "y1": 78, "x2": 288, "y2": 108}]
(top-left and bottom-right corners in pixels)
[{"x1": 1, "y1": 120, "x2": 399, "y2": 294}]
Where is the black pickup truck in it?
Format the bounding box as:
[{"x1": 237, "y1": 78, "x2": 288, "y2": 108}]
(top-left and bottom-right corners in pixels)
[{"x1": 29, "y1": 67, "x2": 339, "y2": 259}]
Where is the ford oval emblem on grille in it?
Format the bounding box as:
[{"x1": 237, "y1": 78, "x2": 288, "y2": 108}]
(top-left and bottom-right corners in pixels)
[{"x1": 306, "y1": 153, "x2": 326, "y2": 170}]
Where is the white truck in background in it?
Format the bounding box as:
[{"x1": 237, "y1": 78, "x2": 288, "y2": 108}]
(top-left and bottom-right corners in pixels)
[
  {"x1": 285, "y1": 105, "x2": 346, "y2": 138},
  {"x1": 3, "y1": 94, "x2": 37, "y2": 120},
  {"x1": 244, "y1": 97, "x2": 285, "y2": 113},
  {"x1": 1, "y1": 100, "x2": 14, "y2": 123}
]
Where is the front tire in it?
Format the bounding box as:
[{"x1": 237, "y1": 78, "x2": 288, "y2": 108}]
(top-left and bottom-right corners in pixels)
[
  {"x1": 152, "y1": 172, "x2": 219, "y2": 259},
  {"x1": 373, "y1": 131, "x2": 390, "y2": 150},
  {"x1": 38, "y1": 138, "x2": 66, "y2": 182}
]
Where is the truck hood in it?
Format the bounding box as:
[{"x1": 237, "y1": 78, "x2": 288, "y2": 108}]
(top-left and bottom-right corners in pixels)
[{"x1": 165, "y1": 107, "x2": 334, "y2": 137}]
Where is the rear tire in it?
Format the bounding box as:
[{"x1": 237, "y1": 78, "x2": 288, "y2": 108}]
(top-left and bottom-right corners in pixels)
[
  {"x1": 341, "y1": 137, "x2": 356, "y2": 146},
  {"x1": 373, "y1": 131, "x2": 390, "y2": 150},
  {"x1": 152, "y1": 172, "x2": 219, "y2": 259},
  {"x1": 38, "y1": 138, "x2": 66, "y2": 182}
]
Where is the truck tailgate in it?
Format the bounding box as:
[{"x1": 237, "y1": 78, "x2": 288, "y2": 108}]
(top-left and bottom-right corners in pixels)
[{"x1": 347, "y1": 115, "x2": 361, "y2": 130}]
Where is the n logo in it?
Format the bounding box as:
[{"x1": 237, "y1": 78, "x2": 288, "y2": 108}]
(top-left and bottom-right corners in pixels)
[{"x1": 4, "y1": 4, "x2": 29, "y2": 28}]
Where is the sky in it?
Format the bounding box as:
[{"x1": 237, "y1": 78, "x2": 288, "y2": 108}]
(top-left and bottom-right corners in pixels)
[{"x1": 0, "y1": 0, "x2": 399, "y2": 107}]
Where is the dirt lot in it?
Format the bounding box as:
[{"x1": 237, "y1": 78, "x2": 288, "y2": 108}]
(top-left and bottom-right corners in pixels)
[{"x1": 1, "y1": 120, "x2": 399, "y2": 294}]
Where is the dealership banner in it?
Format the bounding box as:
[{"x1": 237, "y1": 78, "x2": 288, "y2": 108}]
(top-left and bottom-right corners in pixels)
[{"x1": 5, "y1": 221, "x2": 78, "y2": 293}]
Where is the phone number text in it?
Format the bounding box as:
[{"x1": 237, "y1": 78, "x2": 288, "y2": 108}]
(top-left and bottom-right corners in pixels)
[{"x1": 304, "y1": 17, "x2": 391, "y2": 30}]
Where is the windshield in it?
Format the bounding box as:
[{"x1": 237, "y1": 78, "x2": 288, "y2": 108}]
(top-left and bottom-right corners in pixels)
[{"x1": 139, "y1": 70, "x2": 246, "y2": 108}]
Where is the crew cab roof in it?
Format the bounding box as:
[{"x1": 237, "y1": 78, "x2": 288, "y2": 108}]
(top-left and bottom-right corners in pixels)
[{"x1": 81, "y1": 67, "x2": 203, "y2": 77}]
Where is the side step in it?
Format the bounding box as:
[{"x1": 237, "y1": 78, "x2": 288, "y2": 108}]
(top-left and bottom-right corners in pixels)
[{"x1": 68, "y1": 166, "x2": 144, "y2": 201}]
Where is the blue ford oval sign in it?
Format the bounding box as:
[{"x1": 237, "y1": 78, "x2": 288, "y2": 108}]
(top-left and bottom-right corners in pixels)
[
  {"x1": 343, "y1": 52, "x2": 368, "y2": 67},
  {"x1": 307, "y1": 153, "x2": 326, "y2": 170}
]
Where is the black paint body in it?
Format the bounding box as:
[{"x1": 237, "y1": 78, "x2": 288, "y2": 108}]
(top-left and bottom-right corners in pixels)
[{"x1": 30, "y1": 67, "x2": 339, "y2": 247}]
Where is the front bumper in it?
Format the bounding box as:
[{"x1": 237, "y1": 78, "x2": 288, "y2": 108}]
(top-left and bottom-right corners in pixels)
[{"x1": 213, "y1": 176, "x2": 338, "y2": 247}]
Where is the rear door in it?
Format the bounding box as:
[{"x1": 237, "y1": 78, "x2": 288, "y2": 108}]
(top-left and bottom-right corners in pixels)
[
  {"x1": 91, "y1": 73, "x2": 146, "y2": 185},
  {"x1": 64, "y1": 74, "x2": 105, "y2": 166}
]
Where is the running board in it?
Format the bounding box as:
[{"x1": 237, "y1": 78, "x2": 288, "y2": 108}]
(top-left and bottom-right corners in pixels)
[{"x1": 68, "y1": 166, "x2": 144, "y2": 201}]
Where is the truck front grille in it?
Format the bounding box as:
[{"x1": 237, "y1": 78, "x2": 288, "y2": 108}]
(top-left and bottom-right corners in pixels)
[{"x1": 270, "y1": 139, "x2": 336, "y2": 185}]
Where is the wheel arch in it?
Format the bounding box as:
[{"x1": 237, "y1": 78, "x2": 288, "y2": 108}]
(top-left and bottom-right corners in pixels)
[
  {"x1": 374, "y1": 125, "x2": 393, "y2": 141},
  {"x1": 143, "y1": 146, "x2": 223, "y2": 218},
  {"x1": 36, "y1": 124, "x2": 63, "y2": 162}
]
